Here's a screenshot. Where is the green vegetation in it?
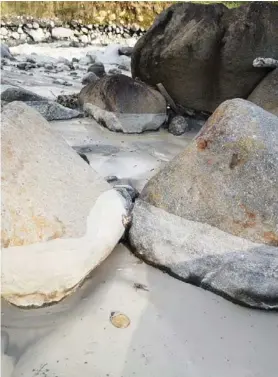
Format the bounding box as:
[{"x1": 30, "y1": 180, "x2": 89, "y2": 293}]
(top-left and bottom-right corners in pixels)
[{"x1": 1, "y1": 1, "x2": 250, "y2": 28}]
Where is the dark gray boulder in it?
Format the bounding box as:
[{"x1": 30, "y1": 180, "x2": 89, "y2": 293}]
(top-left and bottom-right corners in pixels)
[
  {"x1": 1, "y1": 87, "x2": 47, "y2": 102},
  {"x1": 87, "y1": 62, "x2": 105, "y2": 77},
  {"x1": 131, "y1": 2, "x2": 278, "y2": 112},
  {"x1": 118, "y1": 46, "x2": 133, "y2": 57},
  {"x1": 80, "y1": 74, "x2": 167, "y2": 133},
  {"x1": 141, "y1": 99, "x2": 278, "y2": 245}
]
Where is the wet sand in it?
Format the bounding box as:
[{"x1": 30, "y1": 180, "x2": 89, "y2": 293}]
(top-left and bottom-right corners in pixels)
[{"x1": 2, "y1": 245, "x2": 278, "y2": 377}]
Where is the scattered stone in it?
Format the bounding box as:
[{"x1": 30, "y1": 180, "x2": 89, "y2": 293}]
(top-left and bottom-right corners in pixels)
[
  {"x1": 82, "y1": 72, "x2": 99, "y2": 85},
  {"x1": 1, "y1": 102, "x2": 131, "y2": 307},
  {"x1": 24, "y1": 101, "x2": 82, "y2": 121},
  {"x1": 56, "y1": 93, "x2": 80, "y2": 109},
  {"x1": 80, "y1": 74, "x2": 166, "y2": 133},
  {"x1": 131, "y1": 2, "x2": 278, "y2": 112},
  {"x1": 108, "y1": 68, "x2": 122, "y2": 75},
  {"x1": 44, "y1": 63, "x2": 54, "y2": 70},
  {"x1": 26, "y1": 28, "x2": 46, "y2": 42},
  {"x1": 79, "y1": 34, "x2": 89, "y2": 44},
  {"x1": 69, "y1": 40, "x2": 80, "y2": 48},
  {"x1": 253, "y1": 57, "x2": 278, "y2": 68},
  {"x1": 168, "y1": 115, "x2": 189, "y2": 135},
  {"x1": 79, "y1": 56, "x2": 92, "y2": 65},
  {"x1": 17, "y1": 62, "x2": 36, "y2": 70},
  {"x1": 51, "y1": 27, "x2": 74, "y2": 40},
  {"x1": 53, "y1": 78, "x2": 72, "y2": 86},
  {"x1": 129, "y1": 199, "x2": 278, "y2": 310},
  {"x1": 87, "y1": 61, "x2": 105, "y2": 77},
  {"x1": 1, "y1": 87, "x2": 47, "y2": 102},
  {"x1": 248, "y1": 68, "x2": 278, "y2": 116},
  {"x1": 11, "y1": 31, "x2": 20, "y2": 40},
  {"x1": 85, "y1": 51, "x2": 97, "y2": 63},
  {"x1": 0, "y1": 27, "x2": 8, "y2": 36},
  {"x1": 118, "y1": 46, "x2": 133, "y2": 57},
  {"x1": 33, "y1": 22, "x2": 40, "y2": 29},
  {"x1": 141, "y1": 99, "x2": 278, "y2": 245},
  {"x1": 56, "y1": 63, "x2": 71, "y2": 72}
]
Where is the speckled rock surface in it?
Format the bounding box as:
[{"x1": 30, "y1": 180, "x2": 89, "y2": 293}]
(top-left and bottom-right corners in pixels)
[
  {"x1": 129, "y1": 199, "x2": 278, "y2": 309},
  {"x1": 141, "y1": 99, "x2": 278, "y2": 245}
]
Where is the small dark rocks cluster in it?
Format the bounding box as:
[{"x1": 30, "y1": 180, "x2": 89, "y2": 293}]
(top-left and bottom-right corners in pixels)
[{"x1": 0, "y1": 16, "x2": 145, "y2": 47}]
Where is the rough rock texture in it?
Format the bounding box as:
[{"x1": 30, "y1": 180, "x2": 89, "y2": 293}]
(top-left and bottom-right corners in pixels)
[
  {"x1": 87, "y1": 62, "x2": 105, "y2": 77},
  {"x1": 248, "y1": 68, "x2": 278, "y2": 116},
  {"x1": 56, "y1": 93, "x2": 80, "y2": 109},
  {"x1": 82, "y1": 72, "x2": 99, "y2": 85},
  {"x1": 131, "y1": 2, "x2": 278, "y2": 112},
  {"x1": 141, "y1": 99, "x2": 278, "y2": 245},
  {"x1": 1, "y1": 87, "x2": 47, "y2": 102},
  {"x1": 1, "y1": 102, "x2": 130, "y2": 307},
  {"x1": 25, "y1": 28, "x2": 48, "y2": 42},
  {"x1": 80, "y1": 74, "x2": 167, "y2": 133},
  {"x1": 24, "y1": 101, "x2": 82, "y2": 121},
  {"x1": 168, "y1": 115, "x2": 189, "y2": 135},
  {"x1": 51, "y1": 27, "x2": 74, "y2": 39},
  {"x1": 129, "y1": 199, "x2": 278, "y2": 310}
]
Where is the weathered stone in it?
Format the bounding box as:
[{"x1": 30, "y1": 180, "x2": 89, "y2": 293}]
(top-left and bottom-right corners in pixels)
[
  {"x1": 87, "y1": 61, "x2": 105, "y2": 77},
  {"x1": 168, "y1": 115, "x2": 189, "y2": 135},
  {"x1": 248, "y1": 68, "x2": 278, "y2": 116},
  {"x1": 1, "y1": 87, "x2": 46, "y2": 102},
  {"x1": 56, "y1": 93, "x2": 80, "y2": 109},
  {"x1": 82, "y1": 72, "x2": 99, "y2": 85},
  {"x1": 1, "y1": 102, "x2": 130, "y2": 307},
  {"x1": 80, "y1": 74, "x2": 166, "y2": 133},
  {"x1": 26, "y1": 28, "x2": 46, "y2": 42},
  {"x1": 131, "y1": 2, "x2": 278, "y2": 112},
  {"x1": 129, "y1": 199, "x2": 278, "y2": 310},
  {"x1": 253, "y1": 57, "x2": 278, "y2": 68},
  {"x1": 24, "y1": 101, "x2": 82, "y2": 121},
  {"x1": 51, "y1": 27, "x2": 74, "y2": 40},
  {"x1": 118, "y1": 46, "x2": 133, "y2": 57},
  {"x1": 141, "y1": 99, "x2": 278, "y2": 245}
]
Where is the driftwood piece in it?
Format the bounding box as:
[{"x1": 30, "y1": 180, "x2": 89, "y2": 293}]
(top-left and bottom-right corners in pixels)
[
  {"x1": 253, "y1": 57, "x2": 278, "y2": 68},
  {"x1": 156, "y1": 83, "x2": 179, "y2": 113}
]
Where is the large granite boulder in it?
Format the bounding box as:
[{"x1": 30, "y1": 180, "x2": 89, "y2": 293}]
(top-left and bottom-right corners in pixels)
[
  {"x1": 141, "y1": 99, "x2": 278, "y2": 246},
  {"x1": 129, "y1": 199, "x2": 278, "y2": 309},
  {"x1": 131, "y1": 2, "x2": 278, "y2": 112},
  {"x1": 248, "y1": 68, "x2": 278, "y2": 116},
  {"x1": 1, "y1": 102, "x2": 131, "y2": 307},
  {"x1": 79, "y1": 74, "x2": 167, "y2": 133}
]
